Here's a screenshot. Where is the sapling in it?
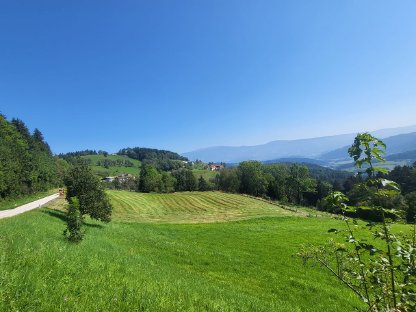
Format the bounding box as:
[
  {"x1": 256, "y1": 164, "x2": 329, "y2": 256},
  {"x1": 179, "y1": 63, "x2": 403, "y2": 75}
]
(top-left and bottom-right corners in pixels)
[{"x1": 298, "y1": 133, "x2": 416, "y2": 311}]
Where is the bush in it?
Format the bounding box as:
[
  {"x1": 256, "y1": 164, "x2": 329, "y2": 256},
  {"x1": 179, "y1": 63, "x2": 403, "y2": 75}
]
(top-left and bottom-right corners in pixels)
[
  {"x1": 63, "y1": 197, "x2": 84, "y2": 243},
  {"x1": 405, "y1": 192, "x2": 416, "y2": 223},
  {"x1": 342, "y1": 206, "x2": 399, "y2": 222}
]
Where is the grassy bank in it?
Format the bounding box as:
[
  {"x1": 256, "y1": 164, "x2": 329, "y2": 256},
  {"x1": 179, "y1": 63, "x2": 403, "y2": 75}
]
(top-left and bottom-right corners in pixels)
[{"x1": 0, "y1": 189, "x2": 58, "y2": 211}]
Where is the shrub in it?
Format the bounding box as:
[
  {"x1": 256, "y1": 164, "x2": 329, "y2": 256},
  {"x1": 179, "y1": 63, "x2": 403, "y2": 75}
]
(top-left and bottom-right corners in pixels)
[{"x1": 63, "y1": 197, "x2": 84, "y2": 243}]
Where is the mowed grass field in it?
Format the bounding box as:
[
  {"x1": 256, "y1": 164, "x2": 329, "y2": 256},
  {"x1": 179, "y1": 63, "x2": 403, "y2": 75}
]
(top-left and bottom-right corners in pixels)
[
  {"x1": 0, "y1": 190, "x2": 383, "y2": 311},
  {"x1": 108, "y1": 191, "x2": 299, "y2": 223}
]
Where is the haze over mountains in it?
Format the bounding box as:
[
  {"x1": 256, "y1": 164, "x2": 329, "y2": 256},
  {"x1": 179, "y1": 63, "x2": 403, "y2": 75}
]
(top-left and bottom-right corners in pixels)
[{"x1": 183, "y1": 125, "x2": 416, "y2": 164}]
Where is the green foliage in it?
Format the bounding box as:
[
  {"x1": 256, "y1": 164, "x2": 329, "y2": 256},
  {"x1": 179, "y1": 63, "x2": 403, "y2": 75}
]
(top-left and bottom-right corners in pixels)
[
  {"x1": 0, "y1": 115, "x2": 58, "y2": 200},
  {"x1": 118, "y1": 147, "x2": 188, "y2": 162},
  {"x1": 79, "y1": 154, "x2": 140, "y2": 177},
  {"x1": 214, "y1": 162, "x2": 318, "y2": 205},
  {"x1": 58, "y1": 149, "x2": 100, "y2": 162},
  {"x1": 263, "y1": 164, "x2": 289, "y2": 201},
  {"x1": 139, "y1": 164, "x2": 162, "y2": 193},
  {"x1": 237, "y1": 161, "x2": 268, "y2": 196},
  {"x1": 299, "y1": 220, "x2": 416, "y2": 311},
  {"x1": 64, "y1": 159, "x2": 112, "y2": 241},
  {"x1": 118, "y1": 147, "x2": 187, "y2": 171},
  {"x1": 197, "y1": 176, "x2": 210, "y2": 191},
  {"x1": 217, "y1": 168, "x2": 240, "y2": 193},
  {"x1": 172, "y1": 168, "x2": 197, "y2": 191},
  {"x1": 160, "y1": 172, "x2": 176, "y2": 193},
  {"x1": 348, "y1": 132, "x2": 388, "y2": 178},
  {"x1": 342, "y1": 206, "x2": 399, "y2": 222},
  {"x1": 318, "y1": 191, "x2": 349, "y2": 213},
  {"x1": 63, "y1": 197, "x2": 84, "y2": 243},
  {"x1": 388, "y1": 162, "x2": 416, "y2": 195},
  {"x1": 286, "y1": 164, "x2": 317, "y2": 204},
  {"x1": 405, "y1": 192, "x2": 416, "y2": 223},
  {"x1": 316, "y1": 180, "x2": 333, "y2": 200},
  {"x1": 302, "y1": 133, "x2": 416, "y2": 311}
]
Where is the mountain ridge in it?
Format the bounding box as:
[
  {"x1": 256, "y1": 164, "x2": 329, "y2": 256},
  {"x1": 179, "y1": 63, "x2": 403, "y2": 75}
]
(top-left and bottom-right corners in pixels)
[{"x1": 183, "y1": 125, "x2": 416, "y2": 163}]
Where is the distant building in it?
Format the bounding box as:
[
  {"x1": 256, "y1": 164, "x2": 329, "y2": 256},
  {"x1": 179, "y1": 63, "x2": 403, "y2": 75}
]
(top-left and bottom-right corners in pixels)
[
  {"x1": 102, "y1": 174, "x2": 135, "y2": 183},
  {"x1": 117, "y1": 173, "x2": 134, "y2": 183},
  {"x1": 209, "y1": 164, "x2": 224, "y2": 171},
  {"x1": 102, "y1": 176, "x2": 115, "y2": 183}
]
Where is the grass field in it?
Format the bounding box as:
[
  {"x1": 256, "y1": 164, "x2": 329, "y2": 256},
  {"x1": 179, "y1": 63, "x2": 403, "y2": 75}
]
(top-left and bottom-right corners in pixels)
[
  {"x1": 4, "y1": 190, "x2": 408, "y2": 311},
  {"x1": 81, "y1": 154, "x2": 141, "y2": 177},
  {"x1": 192, "y1": 169, "x2": 218, "y2": 182},
  {"x1": 108, "y1": 191, "x2": 301, "y2": 223}
]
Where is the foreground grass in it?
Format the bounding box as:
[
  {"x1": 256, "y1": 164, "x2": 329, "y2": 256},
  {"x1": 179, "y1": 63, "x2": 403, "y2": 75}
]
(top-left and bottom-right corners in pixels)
[
  {"x1": 0, "y1": 189, "x2": 57, "y2": 211},
  {"x1": 0, "y1": 208, "x2": 366, "y2": 311},
  {"x1": 6, "y1": 191, "x2": 411, "y2": 311}
]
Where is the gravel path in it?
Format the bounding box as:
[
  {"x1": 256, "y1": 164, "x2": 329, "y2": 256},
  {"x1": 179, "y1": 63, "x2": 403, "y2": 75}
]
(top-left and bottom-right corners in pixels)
[{"x1": 0, "y1": 193, "x2": 60, "y2": 219}]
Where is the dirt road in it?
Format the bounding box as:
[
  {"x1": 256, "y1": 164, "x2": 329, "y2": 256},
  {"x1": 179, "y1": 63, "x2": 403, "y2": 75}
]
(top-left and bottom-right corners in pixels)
[{"x1": 0, "y1": 193, "x2": 60, "y2": 219}]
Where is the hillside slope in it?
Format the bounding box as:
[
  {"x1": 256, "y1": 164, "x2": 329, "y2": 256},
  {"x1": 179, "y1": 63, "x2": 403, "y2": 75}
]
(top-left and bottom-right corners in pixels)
[
  {"x1": 108, "y1": 190, "x2": 297, "y2": 223},
  {"x1": 81, "y1": 154, "x2": 140, "y2": 177}
]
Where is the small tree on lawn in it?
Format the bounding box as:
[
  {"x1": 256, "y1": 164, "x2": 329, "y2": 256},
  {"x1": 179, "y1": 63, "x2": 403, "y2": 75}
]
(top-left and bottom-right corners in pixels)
[{"x1": 63, "y1": 159, "x2": 112, "y2": 242}]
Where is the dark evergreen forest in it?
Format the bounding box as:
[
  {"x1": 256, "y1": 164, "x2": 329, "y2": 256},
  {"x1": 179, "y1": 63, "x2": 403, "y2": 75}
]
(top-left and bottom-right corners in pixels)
[{"x1": 0, "y1": 114, "x2": 64, "y2": 200}]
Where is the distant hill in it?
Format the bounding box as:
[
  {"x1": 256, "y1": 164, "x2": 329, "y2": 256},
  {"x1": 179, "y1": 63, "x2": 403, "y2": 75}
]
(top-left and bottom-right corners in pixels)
[
  {"x1": 183, "y1": 134, "x2": 357, "y2": 163},
  {"x1": 262, "y1": 157, "x2": 328, "y2": 166},
  {"x1": 320, "y1": 132, "x2": 416, "y2": 161},
  {"x1": 118, "y1": 147, "x2": 187, "y2": 162},
  {"x1": 118, "y1": 147, "x2": 189, "y2": 171},
  {"x1": 60, "y1": 146, "x2": 189, "y2": 177},
  {"x1": 386, "y1": 150, "x2": 416, "y2": 163},
  {"x1": 183, "y1": 125, "x2": 416, "y2": 163},
  {"x1": 81, "y1": 154, "x2": 141, "y2": 177}
]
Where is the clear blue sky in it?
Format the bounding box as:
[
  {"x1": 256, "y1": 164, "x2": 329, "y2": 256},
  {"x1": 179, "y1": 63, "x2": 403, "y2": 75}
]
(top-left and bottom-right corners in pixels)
[{"x1": 1, "y1": 0, "x2": 415, "y2": 154}]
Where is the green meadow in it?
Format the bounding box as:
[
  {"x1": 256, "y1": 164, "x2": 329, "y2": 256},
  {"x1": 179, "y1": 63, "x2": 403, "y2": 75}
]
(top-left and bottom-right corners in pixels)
[
  {"x1": 2, "y1": 190, "x2": 398, "y2": 311},
  {"x1": 81, "y1": 154, "x2": 141, "y2": 177},
  {"x1": 191, "y1": 169, "x2": 218, "y2": 182}
]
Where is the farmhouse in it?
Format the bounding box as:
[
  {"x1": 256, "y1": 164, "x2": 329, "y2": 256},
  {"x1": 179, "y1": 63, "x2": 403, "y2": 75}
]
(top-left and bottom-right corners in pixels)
[
  {"x1": 209, "y1": 164, "x2": 224, "y2": 171},
  {"x1": 102, "y1": 174, "x2": 135, "y2": 183},
  {"x1": 117, "y1": 173, "x2": 134, "y2": 183}
]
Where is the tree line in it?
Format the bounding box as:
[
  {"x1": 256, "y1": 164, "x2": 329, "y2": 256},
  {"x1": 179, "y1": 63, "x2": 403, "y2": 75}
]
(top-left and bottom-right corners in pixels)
[
  {"x1": 0, "y1": 115, "x2": 65, "y2": 200},
  {"x1": 117, "y1": 147, "x2": 187, "y2": 162},
  {"x1": 117, "y1": 147, "x2": 190, "y2": 171},
  {"x1": 110, "y1": 160, "x2": 328, "y2": 206},
  {"x1": 96, "y1": 158, "x2": 135, "y2": 168}
]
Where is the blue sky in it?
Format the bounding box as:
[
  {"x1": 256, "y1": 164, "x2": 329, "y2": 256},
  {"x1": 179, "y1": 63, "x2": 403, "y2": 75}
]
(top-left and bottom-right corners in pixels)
[{"x1": 1, "y1": 0, "x2": 415, "y2": 154}]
